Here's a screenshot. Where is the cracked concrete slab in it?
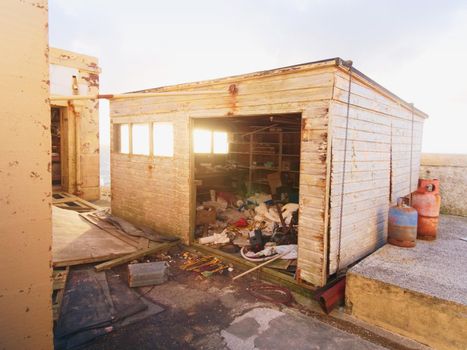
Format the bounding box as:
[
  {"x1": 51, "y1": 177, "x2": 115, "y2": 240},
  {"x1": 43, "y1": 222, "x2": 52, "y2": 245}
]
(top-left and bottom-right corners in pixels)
[{"x1": 222, "y1": 308, "x2": 384, "y2": 350}]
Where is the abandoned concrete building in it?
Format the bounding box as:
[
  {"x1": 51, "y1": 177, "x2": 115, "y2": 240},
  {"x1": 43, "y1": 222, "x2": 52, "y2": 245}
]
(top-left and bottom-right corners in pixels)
[{"x1": 110, "y1": 58, "x2": 426, "y2": 287}]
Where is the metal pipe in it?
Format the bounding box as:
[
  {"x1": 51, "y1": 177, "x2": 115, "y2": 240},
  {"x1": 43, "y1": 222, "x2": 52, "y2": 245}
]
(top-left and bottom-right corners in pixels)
[
  {"x1": 315, "y1": 277, "x2": 346, "y2": 314},
  {"x1": 50, "y1": 90, "x2": 227, "y2": 101}
]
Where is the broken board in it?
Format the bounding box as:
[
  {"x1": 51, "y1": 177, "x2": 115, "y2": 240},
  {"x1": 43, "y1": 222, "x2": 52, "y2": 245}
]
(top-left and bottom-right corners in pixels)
[
  {"x1": 53, "y1": 206, "x2": 137, "y2": 267},
  {"x1": 52, "y1": 191, "x2": 101, "y2": 212}
]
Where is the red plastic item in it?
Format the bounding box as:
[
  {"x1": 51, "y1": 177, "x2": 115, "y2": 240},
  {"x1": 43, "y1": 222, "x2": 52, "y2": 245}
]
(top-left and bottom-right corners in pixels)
[
  {"x1": 412, "y1": 179, "x2": 441, "y2": 240},
  {"x1": 234, "y1": 218, "x2": 248, "y2": 228}
]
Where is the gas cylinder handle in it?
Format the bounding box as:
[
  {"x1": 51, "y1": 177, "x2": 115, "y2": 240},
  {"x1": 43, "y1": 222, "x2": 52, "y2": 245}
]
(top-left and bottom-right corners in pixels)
[{"x1": 426, "y1": 184, "x2": 435, "y2": 192}]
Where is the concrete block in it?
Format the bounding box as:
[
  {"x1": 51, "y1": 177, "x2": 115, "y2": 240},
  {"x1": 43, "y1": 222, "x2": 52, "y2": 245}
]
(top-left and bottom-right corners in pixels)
[{"x1": 128, "y1": 261, "x2": 169, "y2": 287}]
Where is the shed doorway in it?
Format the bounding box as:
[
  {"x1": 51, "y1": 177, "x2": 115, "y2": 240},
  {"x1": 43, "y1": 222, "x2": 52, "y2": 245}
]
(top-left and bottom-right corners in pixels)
[{"x1": 191, "y1": 114, "x2": 302, "y2": 278}]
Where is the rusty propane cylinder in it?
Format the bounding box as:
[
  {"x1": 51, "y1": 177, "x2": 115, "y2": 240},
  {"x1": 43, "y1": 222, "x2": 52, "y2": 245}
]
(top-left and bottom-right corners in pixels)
[
  {"x1": 412, "y1": 179, "x2": 441, "y2": 240},
  {"x1": 388, "y1": 198, "x2": 418, "y2": 247}
]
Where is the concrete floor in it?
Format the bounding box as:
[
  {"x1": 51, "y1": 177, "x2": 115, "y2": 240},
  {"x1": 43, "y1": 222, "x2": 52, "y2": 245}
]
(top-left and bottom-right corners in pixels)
[
  {"x1": 80, "y1": 248, "x2": 416, "y2": 350},
  {"x1": 349, "y1": 214, "x2": 467, "y2": 306},
  {"x1": 221, "y1": 307, "x2": 384, "y2": 350}
]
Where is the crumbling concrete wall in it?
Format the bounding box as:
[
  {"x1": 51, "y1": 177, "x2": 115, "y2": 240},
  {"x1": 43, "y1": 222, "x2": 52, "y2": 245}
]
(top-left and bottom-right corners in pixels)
[
  {"x1": 50, "y1": 48, "x2": 100, "y2": 200},
  {"x1": 420, "y1": 153, "x2": 467, "y2": 216},
  {"x1": 0, "y1": 0, "x2": 53, "y2": 348}
]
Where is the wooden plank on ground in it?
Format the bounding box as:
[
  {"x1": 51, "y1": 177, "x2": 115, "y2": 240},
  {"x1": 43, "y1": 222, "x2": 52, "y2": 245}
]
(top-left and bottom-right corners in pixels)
[
  {"x1": 53, "y1": 206, "x2": 137, "y2": 267},
  {"x1": 52, "y1": 191, "x2": 102, "y2": 211},
  {"x1": 80, "y1": 212, "x2": 142, "y2": 248},
  {"x1": 94, "y1": 241, "x2": 179, "y2": 272},
  {"x1": 53, "y1": 253, "x2": 132, "y2": 268},
  {"x1": 52, "y1": 196, "x2": 80, "y2": 204}
]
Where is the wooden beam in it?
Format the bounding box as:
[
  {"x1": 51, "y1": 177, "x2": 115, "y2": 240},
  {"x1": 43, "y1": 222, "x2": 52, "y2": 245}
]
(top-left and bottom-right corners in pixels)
[
  {"x1": 50, "y1": 90, "x2": 228, "y2": 102},
  {"x1": 94, "y1": 242, "x2": 178, "y2": 272},
  {"x1": 233, "y1": 251, "x2": 290, "y2": 281},
  {"x1": 52, "y1": 196, "x2": 80, "y2": 204},
  {"x1": 53, "y1": 253, "x2": 130, "y2": 268}
]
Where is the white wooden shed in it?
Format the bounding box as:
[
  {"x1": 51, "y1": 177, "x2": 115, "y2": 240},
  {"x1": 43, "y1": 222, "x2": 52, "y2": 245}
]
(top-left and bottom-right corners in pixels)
[{"x1": 109, "y1": 58, "x2": 427, "y2": 287}]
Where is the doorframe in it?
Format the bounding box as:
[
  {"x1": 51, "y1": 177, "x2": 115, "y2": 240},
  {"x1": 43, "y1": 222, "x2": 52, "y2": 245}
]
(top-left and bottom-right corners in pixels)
[
  {"x1": 187, "y1": 112, "x2": 304, "y2": 245},
  {"x1": 51, "y1": 104, "x2": 71, "y2": 193}
]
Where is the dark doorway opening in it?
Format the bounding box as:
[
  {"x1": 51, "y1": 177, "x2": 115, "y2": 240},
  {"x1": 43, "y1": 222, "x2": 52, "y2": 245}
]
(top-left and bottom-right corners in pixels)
[{"x1": 51, "y1": 107, "x2": 62, "y2": 188}]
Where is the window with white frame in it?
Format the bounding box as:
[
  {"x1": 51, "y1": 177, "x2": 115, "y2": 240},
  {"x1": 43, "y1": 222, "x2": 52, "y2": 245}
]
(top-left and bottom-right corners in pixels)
[
  {"x1": 193, "y1": 129, "x2": 229, "y2": 154},
  {"x1": 153, "y1": 122, "x2": 174, "y2": 157},
  {"x1": 132, "y1": 123, "x2": 150, "y2": 155}
]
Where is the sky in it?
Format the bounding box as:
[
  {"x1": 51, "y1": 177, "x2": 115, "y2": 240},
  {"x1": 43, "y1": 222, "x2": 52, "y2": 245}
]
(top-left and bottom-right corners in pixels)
[{"x1": 49, "y1": 0, "x2": 467, "y2": 154}]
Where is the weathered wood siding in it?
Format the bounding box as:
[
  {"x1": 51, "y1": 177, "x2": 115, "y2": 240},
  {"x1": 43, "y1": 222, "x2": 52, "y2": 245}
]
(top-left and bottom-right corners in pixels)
[
  {"x1": 328, "y1": 67, "x2": 425, "y2": 274},
  {"x1": 111, "y1": 62, "x2": 336, "y2": 286},
  {"x1": 298, "y1": 101, "x2": 331, "y2": 285}
]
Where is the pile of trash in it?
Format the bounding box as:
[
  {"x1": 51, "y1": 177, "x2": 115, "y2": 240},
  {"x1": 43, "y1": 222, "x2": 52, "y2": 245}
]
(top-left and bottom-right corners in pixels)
[{"x1": 195, "y1": 191, "x2": 299, "y2": 267}]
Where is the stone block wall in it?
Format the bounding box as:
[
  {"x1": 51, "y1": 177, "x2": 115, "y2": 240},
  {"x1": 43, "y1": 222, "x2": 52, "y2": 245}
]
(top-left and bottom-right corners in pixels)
[{"x1": 420, "y1": 153, "x2": 467, "y2": 216}]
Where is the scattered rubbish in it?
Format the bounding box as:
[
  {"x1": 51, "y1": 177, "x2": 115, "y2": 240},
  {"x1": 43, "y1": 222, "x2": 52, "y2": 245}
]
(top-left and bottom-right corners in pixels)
[
  {"x1": 199, "y1": 230, "x2": 230, "y2": 245},
  {"x1": 234, "y1": 217, "x2": 248, "y2": 227},
  {"x1": 194, "y1": 190, "x2": 300, "y2": 271},
  {"x1": 196, "y1": 206, "x2": 217, "y2": 225},
  {"x1": 233, "y1": 248, "x2": 294, "y2": 280},
  {"x1": 128, "y1": 261, "x2": 169, "y2": 287},
  {"x1": 242, "y1": 244, "x2": 298, "y2": 261},
  {"x1": 180, "y1": 252, "x2": 228, "y2": 277},
  {"x1": 220, "y1": 243, "x2": 240, "y2": 254},
  {"x1": 249, "y1": 229, "x2": 265, "y2": 252}
]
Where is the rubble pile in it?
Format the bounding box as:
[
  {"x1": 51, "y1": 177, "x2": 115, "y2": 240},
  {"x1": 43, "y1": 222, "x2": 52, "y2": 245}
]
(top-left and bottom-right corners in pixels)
[{"x1": 195, "y1": 191, "x2": 299, "y2": 269}]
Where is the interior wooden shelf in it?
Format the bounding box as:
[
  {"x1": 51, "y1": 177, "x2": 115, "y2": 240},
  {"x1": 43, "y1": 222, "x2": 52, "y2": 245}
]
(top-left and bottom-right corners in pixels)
[{"x1": 228, "y1": 129, "x2": 301, "y2": 192}]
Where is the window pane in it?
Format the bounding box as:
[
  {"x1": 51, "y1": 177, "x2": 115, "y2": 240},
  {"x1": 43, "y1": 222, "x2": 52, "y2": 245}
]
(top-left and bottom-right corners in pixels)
[
  {"x1": 213, "y1": 131, "x2": 228, "y2": 154},
  {"x1": 132, "y1": 123, "x2": 150, "y2": 155},
  {"x1": 120, "y1": 124, "x2": 129, "y2": 154},
  {"x1": 153, "y1": 123, "x2": 174, "y2": 157},
  {"x1": 193, "y1": 129, "x2": 212, "y2": 153}
]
